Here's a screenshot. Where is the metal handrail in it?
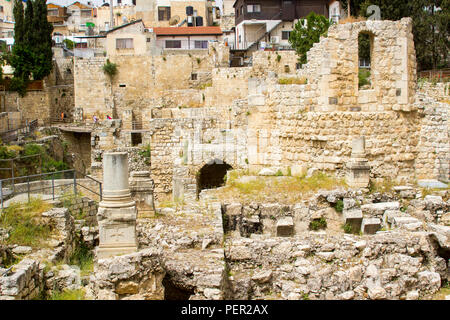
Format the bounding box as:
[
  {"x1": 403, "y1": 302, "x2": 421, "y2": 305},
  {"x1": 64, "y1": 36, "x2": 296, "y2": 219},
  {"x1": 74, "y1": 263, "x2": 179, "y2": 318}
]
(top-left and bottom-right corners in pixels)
[{"x1": 0, "y1": 169, "x2": 103, "y2": 210}]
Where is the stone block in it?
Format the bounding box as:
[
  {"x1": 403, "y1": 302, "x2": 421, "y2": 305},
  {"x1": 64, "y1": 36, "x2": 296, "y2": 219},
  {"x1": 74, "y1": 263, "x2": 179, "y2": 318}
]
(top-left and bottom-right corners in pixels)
[
  {"x1": 343, "y1": 208, "x2": 363, "y2": 232},
  {"x1": 361, "y1": 202, "x2": 400, "y2": 218},
  {"x1": 392, "y1": 216, "x2": 420, "y2": 228},
  {"x1": 276, "y1": 217, "x2": 294, "y2": 237},
  {"x1": 361, "y1": 218, "x2": 381, "y2": 234}
]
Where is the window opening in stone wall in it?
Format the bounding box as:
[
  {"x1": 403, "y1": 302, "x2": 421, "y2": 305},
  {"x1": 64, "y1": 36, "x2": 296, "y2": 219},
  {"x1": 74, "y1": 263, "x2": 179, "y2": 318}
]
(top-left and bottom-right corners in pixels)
[
  {"x1": 131, "y1": 132, "x2": 142, "y2": 146},
  {"x1": 358, "y1": 32, "x2": 373, "y2": 90}
]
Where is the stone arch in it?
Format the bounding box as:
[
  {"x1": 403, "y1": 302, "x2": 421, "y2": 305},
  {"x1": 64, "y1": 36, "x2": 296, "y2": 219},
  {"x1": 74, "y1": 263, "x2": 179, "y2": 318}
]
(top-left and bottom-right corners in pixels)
[{"x1": 196, "y1": 159, "x2": 233, "y2": 195}]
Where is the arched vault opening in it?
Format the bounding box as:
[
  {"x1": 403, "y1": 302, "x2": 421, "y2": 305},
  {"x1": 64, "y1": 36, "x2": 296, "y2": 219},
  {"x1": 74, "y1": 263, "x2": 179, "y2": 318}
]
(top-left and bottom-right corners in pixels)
[{"x1": 197, "y1": 160, "x2": 232, "y2": 194}]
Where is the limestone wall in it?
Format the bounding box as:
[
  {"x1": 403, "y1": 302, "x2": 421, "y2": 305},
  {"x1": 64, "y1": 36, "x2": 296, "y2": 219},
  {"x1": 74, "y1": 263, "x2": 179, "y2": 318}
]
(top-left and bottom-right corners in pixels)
[
  {"x1": 415, "y1": 83, "x2": 450, "y2": 182},
  {"x1": 297, "y1": 18, "x2": 417, "y2": 112},
  {"x1": 74, "y1": 48, "x2": 228, "y2": 120}
]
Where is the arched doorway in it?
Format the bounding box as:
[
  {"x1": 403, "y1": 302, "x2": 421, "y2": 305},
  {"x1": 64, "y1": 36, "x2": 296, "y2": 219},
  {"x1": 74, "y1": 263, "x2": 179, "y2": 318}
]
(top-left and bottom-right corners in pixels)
[{"x1": 197, "y1": 161, "x2": 232, "y2": 194}]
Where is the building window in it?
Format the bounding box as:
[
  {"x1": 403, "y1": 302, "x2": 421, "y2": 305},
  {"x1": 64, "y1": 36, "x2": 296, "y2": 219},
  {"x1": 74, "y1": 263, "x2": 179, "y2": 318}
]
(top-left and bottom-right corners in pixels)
[
  {"x1": 247, "y1": 4, "x2": 261, "y2": 13},
  {"x1": 165, "y1": 40, "x2": 181, "y2": 49},
  {"x1": 116, "y1": 38, "x2": 134, "y2": 49},
  {"x1": 146, "y1": 38, "x2": 151, "y2": 42},
  {"x1": 191, "y1": 73, "x2": 197, "y2": 80},
  {"x1": 158, "y1": 7, "x2": 171, "y2": 21},
  {"x1": 48, "y1": 9, "x2": 58, "y2": 16},
  {"x1": 240, "y1": 6, "x2": 244, "y2": 15},
  {"x1": 194, "y1": 40, "x2": 208, "y2": 49},
  {"x1": 118, "y1": 0, "x2": 121, "y2": 3},
  {"x1": 81, "y1": 10, "x2": 91, "y2": 17},
  {"x1": 282, "y1": 31, "x2": 291, "y2": 40}
]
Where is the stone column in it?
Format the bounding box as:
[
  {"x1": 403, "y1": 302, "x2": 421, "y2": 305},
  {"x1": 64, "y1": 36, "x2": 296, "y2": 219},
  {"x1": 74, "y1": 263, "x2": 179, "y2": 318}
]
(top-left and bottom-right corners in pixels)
[
  {"x1": 96, "y1": 152, "x2": 138, "y2": 259},
  {"x1": 346, "y1": 137, "x2": 371, "y2": 189}
]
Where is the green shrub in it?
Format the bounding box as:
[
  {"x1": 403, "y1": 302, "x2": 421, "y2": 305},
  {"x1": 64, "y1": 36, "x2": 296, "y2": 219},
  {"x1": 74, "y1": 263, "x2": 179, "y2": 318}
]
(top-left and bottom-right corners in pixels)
[
  {"x1": 335, "y1": 199, "x2": 344, "y2": 213},
  {"x1": 63, "y1": 39, "x2": 74, "y2": 50},
  {"x1": 309, "y1": 217, "x2": 327, "y2": 231},
  {"x1": 23, "y1": 143, "x2": 44, "y2": 157},
  {"x1": 275, "y1": 170, "x2": 283, "y2": 176},
  {"x1": 342, "y1": 223, "x2": 353, "y2": 234},
  {"x1": 102, "y1": 59, "x2": 117, "y2": 79},
  {"x1": 0, "y1": 146, "x2": 17, "y2": 159}
]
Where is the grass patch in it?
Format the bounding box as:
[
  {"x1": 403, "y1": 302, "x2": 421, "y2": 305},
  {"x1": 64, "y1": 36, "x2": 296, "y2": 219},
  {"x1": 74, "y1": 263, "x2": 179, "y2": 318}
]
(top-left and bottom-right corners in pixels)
[
  {"x1": 49, "y1": 288, "x2": 86, "y2": 300},
  {"x1": 156, "y1": 194, "x2": 186, "y2": 210},
  {"x1": 215, "y1": 170, "x2": 346, "y2": 204},
  {"x1": 278, "y1": 77, "x2": 307, "y2": 85},
  {"x1": 369, "y1": 178, "x2": 395, "y2": 194},
  {"x1": 433, "y1": 281, "x2": 450, "y2": 300},
  {"x1": 0, "y1": 197, "x2": 53, "y2": 247},
  {"x1": 69, "y1": 241, "x2": 93, "y2": 277},
  {"x1": 197, "y1": 82, "x2": 212, "y2": 90}
]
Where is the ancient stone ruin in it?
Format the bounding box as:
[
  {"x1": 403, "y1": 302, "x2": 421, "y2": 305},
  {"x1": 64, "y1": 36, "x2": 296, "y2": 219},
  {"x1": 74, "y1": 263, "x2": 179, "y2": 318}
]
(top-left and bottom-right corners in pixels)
[{"x1": 1, "y1": 18, "x2": 449, "y2": 301}]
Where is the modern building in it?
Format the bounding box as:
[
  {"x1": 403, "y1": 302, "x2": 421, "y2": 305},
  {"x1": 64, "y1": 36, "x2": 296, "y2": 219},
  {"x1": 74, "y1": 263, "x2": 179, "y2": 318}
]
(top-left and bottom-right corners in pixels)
[
  {"x1": 153, "y1": 26, "x2": 222, "y2": 50},
  {"x1": 0, "y1": 0, "x2": 16, "y2": 38},
  {"x1": 233, "y1": 0, "x2": 339, "y2": 51},
  {"x1": 66, "y1": 1, "x2": 95, "y2": 34}
]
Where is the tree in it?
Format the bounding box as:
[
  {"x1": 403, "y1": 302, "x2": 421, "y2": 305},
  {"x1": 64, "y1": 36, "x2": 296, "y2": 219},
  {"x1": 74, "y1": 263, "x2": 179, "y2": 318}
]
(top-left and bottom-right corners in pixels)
[
  {"x1": 12, "y1": 0, "x2": 25, "y2": 45},
  {"x1": 9, "y1": 0, "x2": 54, "y2": 95},
  {"x1": 31, "y1": 0, "x2": 53, "y2": 80},
  {"x1": 289, "y1": 12, "x2": 332, "y2": 66}
]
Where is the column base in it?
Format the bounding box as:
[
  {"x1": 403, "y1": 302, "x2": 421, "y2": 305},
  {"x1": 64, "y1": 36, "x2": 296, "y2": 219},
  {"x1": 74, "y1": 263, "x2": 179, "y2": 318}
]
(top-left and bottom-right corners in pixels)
[{"x1": 96, "y1": 244, "x2": 138, "y2": 259}]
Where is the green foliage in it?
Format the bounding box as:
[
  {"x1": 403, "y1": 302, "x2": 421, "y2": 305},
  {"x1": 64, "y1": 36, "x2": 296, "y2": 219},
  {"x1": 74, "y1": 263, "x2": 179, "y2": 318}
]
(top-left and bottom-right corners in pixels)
[
  {"x1": 9, "y1": 0, "x2": 53, "y2": 95},
  {"x1": 42, "y1": 158, "x2": 69, "y2": 174},
  {"x1": 69, "y1": 241, "x2": 93, "y2": 277},
  {"x1": 0, "y1": 197, "x2": 52, "y2": 247},
  {"x1": 275, "y1": 170, "x2": 283, "y2": 176},
  {"x1": 335, "y1": 199, "x2": 344, "y2": 213},
  {"x1": 276, "y1": 54, "x2": 281, "y2": 62},
  {"x1": 309, "y1": 217, "x2": 327, "y2": 231},
  {"x1": 342, "y1": 223, "x2": 353, "y2": 234},
  {"x1": 49, "y1": 289, "x2": 86, "y2": 300},
  {"x1": 289, "y1": 12, "x2": 332, "y2": 66},
  {"x1": 102, "y1": 59, "x2": 118, "y2": 79},
  {"x1": 139, "y1": 144, "x2": 151, "y2": 165},
  {"x1": 358, "y1": 69, "x2": 371, "y2": 88},
  {"x1": 23, "y1": 143, "x2": 44, "y2": 157},
  {"x1": 0, "y1": 145, "x2": 17, "y2": 159},
  {"x1": 63, "y1": 39, "x2": 75, "y2": 50},
  {"x1": 8, "y1": 69, "x2": 28, "y2": 96}
]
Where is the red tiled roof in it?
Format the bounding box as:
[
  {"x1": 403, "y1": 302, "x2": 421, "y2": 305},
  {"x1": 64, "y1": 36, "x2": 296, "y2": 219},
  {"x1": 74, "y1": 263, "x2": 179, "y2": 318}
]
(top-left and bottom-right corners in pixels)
[{"x1": 153, "y1": 27, "x2": 223, "y2": 36}]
